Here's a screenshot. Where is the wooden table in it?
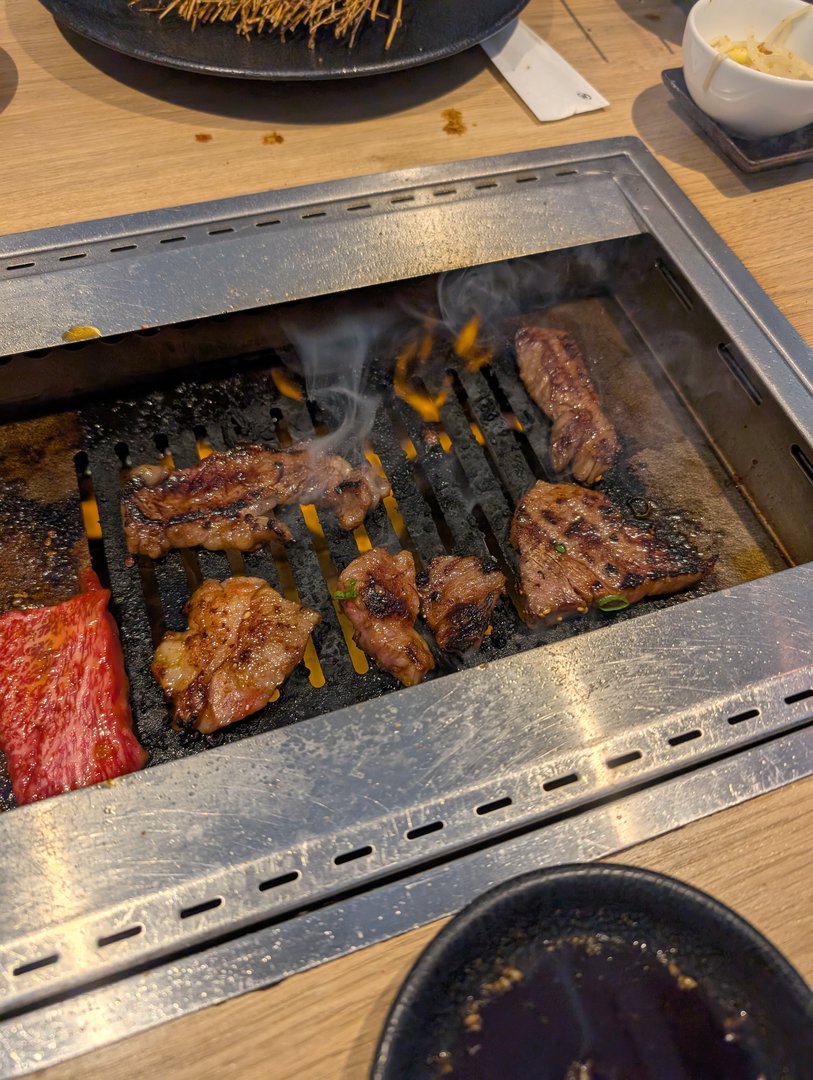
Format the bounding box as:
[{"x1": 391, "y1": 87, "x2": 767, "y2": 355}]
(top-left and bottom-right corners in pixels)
[{"x1": 1, "y1": 0, "x2": 811, "y2": 1076}]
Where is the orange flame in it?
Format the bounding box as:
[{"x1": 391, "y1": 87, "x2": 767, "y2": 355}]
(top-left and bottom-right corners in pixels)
[
  {"x1": 418, "y1": 330, "x2": 433, "y2": 363},
  {"x1": 400, "y1": 437, "x2": 417, "y2": 460},
  {"x1": 353, "y1": 525, "x2": 373, "y2": 554},
  {"x1": 393, "y1": 343, "x2": 449, "y2": 422},
  {"x1": 454, "y1": 315, "x2": 492, "y2": 372},
  {"x1": 271, "y1": 368, "x2": 304, "y2": 401},
  {"x1": 81, "y1": 498, "x2": 102, "y2": 541}
]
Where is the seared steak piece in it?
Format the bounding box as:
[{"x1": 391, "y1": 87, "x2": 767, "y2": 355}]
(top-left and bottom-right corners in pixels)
[
  {"x1": 152, "y1": 576, "x2": 320, "y2": 734},
  {"x1": 122, "y1": 444, "x2": 390, "y2": 559},
  {"x1": 0, "y1": 572, "x2": 147, "y2": 805},
  {"x1": 337, "y1": 548, "x2": 434, "y2": 687},
  {"x1": 515, "y1": 326, "x2": 618, "y2": 485},
  {"x1": 416, "y1": 555, "x2": 506, "y2": 655},
  {"x1": 511, "y1": 481, "x2": 712, "y2": 622}
]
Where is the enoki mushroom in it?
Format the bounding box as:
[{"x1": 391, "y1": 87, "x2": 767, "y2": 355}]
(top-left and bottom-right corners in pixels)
[{"x1": 133, "y1": 0, "x2": 404, "y2": 48}]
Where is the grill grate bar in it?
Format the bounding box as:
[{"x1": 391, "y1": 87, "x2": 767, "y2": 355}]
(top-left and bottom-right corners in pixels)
[
  {"x1": 266, "y1": 515, "x2": 354, "y2": 687},
  {"x1": 423, "y1": 374, "x2": 519, "y2": 565},
  {"x1": 485, "y1": 352, "x2": 556, "y2": 476},
  {"x1": 454, "y1": 365, "x2": 540, "y2": 504},
  {"x1": 365, "y1": 396, "x2": 447, "y2": 564},
  {"x1": 138, "y1": 445, "x2": 198, "y2": 636},
  {"x1": 144, "y1": 551, "x2": 188, "y2": 636},
  {"x1": 270, "y1": 391, "x2": 393, "y2": 687},
  {"x1": 85, "y1": 435, "x2": 173, "y2": 758},
  {"x1": 386, "y1": 398, "x2": 491, "y2": 559},
  {"x1": 356, "y1": 494, "x2": 395, "y2": 552},
  {"x1": 383, "y1": 386, "x2": 528, "y2": 633}
]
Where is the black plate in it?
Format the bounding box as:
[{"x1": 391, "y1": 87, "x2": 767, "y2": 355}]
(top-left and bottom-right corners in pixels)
[
  {"x1": 37, "y1": 0, "x2": 530, "y2": 80},
  {"x1": 372, "y1": 864, "x2": 813, "y2": 1080},
  {"x1": 663, "y1": 67, "x2": 813, "y2": 174}
]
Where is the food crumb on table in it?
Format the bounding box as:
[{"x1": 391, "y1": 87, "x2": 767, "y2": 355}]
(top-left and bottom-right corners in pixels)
[{"x1": 442, "y1": 108, "x2": 466, "y2": 135}]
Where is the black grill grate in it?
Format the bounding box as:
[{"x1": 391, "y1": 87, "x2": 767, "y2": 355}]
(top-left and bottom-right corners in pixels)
[{"x1": 80, "y1": 341, "x2": 712, "y2": 769}]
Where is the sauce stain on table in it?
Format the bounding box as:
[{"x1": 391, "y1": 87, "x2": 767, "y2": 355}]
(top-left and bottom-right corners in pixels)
[{"x1": 442, "y1": 108, "x2": 466, "y2": 135}]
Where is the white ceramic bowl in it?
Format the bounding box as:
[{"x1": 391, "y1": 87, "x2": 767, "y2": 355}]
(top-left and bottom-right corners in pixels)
[{"x1": 683, "y1": 0, "x2": 813, "y2": 138}]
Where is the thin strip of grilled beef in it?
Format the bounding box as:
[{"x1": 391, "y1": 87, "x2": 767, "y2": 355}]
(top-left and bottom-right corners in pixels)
[
  {"x1": 515, "y1": 326, "x2": 618, "y2": 485},
  {"x1": 122, "y1": 444, "x2": 390, "y2": 559},
  {"x1": 512, "y1": 480, "x2": 713, "y2": 622},
  {"x1": 337, "y1": 548, "x2": 435, "y2": 687},
  {"x1": 416, "y1": 555, "x2": 506, "y2": 655},
  {"x1": 152, "y1": 576, "x2": 320, "y2": 734},
  {"x1": 0, "y1": 572, "x2": 147, "y2": 805}
]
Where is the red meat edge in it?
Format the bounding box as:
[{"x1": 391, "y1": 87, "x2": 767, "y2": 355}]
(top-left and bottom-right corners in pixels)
[{"x1": 0, "y1": 572, "x2": 147, "y2": 805}]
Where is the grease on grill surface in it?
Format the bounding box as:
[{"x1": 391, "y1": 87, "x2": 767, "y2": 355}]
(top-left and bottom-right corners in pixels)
[
  {"x1": 436, "y1": 937, "x2": 766, "y2": 1079},
  {"x1": 2, "y1": 294, "x2": 788, "y2": 790},
  {"x1": 0, "y1": 415, "x2": 88, "y2": 612}
]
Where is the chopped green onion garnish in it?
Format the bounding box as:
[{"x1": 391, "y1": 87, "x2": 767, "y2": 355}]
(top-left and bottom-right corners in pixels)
[
  {"x1": 554, "y1": 543, "x2": 566, "y2": 554},
  {"x1": 597, "y1": 594, "x2": 630, "y2": 612},
  {"x1": 333, "y1": 579, "x2": 358, "y2": 600}
]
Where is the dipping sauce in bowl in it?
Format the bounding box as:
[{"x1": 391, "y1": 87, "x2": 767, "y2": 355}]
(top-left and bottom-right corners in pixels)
[
  {"x1": 447, "y1": 936, "x2": 762, "y2": 1079},
  {"x1": 683, "y1": 0, "x2": 813, "y2": 138},
  {"x1": 372, "y1": 865, "x2": 813, "y2": 1080}
]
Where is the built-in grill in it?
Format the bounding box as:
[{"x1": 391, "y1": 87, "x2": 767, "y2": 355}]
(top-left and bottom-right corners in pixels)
[{"x1": 0, "y1": 139, "x2": 812, "y2": 1075}]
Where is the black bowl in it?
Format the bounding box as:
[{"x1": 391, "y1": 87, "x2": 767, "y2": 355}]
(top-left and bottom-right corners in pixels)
[{"x1": 372, "y1": 864, "x2": 813, "y2": 1080}]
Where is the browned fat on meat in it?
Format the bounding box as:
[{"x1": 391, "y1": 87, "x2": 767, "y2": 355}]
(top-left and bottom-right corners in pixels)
[
  {"x1": 122, "y1": 444, "x2": 391, "y2": 559},
  {"x1": 151, "y1": 576, "x2": 320, "y2": 734},
  {"x1": 337, "y1": 548, "x2": 435, "y2": 687},
  {"x1": 515, "y1": 326, "x2": 618, "y2": 485},
  {"x1": 416, "y1": 555, "x2": 506, "y2": 655},
  {"x1": 511, "y1": 481, "x2": 713, "y2": 622}
]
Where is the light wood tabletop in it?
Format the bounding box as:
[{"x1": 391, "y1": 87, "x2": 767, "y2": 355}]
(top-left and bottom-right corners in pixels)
[{"x1": 1, "y1": 0, "x2": 811, "y2": 1076}]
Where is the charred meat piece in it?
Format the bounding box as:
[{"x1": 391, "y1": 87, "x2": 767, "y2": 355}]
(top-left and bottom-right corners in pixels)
[
  {"x1": 152, "y1": 576, "x2": 320, "y2": 734},
  {"x1": 515, "y1": 326, "x2": 618, "y2": 485},
  {"x1": 0, "y1": 572, "x2": 147, "y2": 805},
  {"x1": 337, "y1": 548, "x2": 435, "y2": 687},
  {"x1": 512, "y1": 481, "x2": 713, "y2": 622},
  {"x1": 417, "y1": 555, "x2": 506, "y2": 655},
  {"x1": 122, "y1": 444, "x2": 390, "y2": 559}
]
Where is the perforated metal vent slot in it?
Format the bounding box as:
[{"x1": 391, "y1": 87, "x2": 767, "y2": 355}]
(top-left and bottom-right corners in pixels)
[
  {"x1": 792, "y1": 444, "x2": 813, "y2": 486},
  {"x1": 656, "y1": 258, "x2": 694, "y2": 311},
  {"x1": 717, "y1": 343, "x2": 763, "y2": 405}
]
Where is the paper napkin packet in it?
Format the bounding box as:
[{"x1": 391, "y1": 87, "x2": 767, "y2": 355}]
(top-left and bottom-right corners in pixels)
[{"x1": 482, "y1": 19, "x2": 609, "y2": 122}]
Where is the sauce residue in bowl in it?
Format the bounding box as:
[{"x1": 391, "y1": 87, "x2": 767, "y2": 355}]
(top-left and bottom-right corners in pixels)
[{"x1": 436, "y1": 936, "x2": 766, "y2": 1079}]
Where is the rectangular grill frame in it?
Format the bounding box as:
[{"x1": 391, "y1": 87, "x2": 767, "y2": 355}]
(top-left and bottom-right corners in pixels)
[{"x1": 1, "y1": 138, "x2": 812, "y2": 1075}]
